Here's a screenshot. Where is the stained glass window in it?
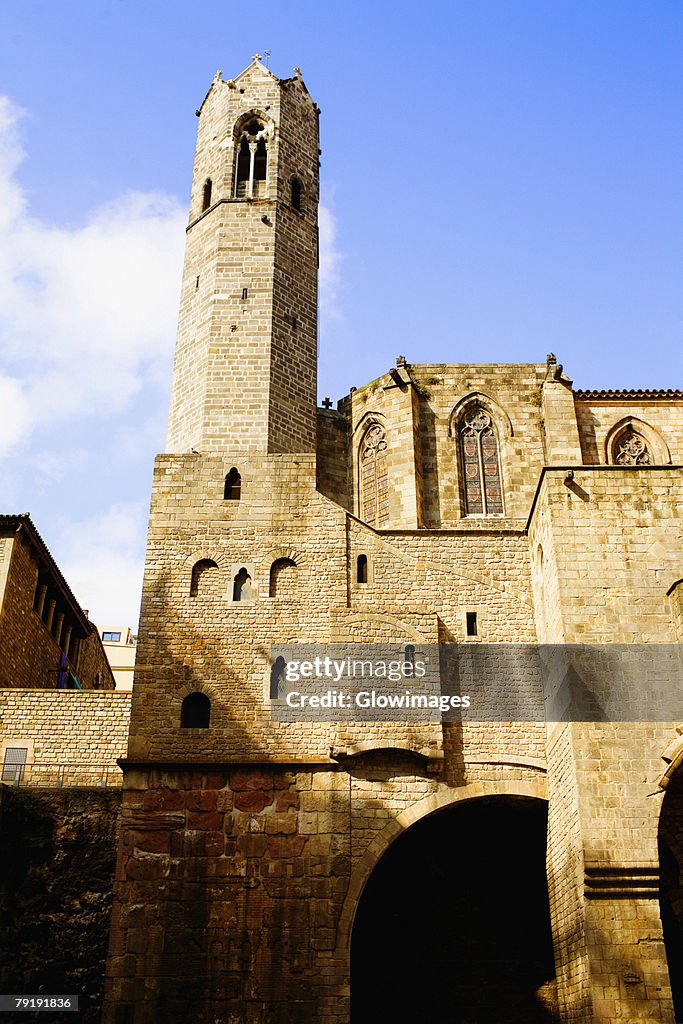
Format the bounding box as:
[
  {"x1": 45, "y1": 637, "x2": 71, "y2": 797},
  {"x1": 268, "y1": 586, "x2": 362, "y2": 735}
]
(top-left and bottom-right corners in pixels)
[
  {"x1": 360, "y1": 425, "x2": 389, "y2": 527},
  {"x1": 460, "y1": 409, "x2": 504, "y2": 515}
]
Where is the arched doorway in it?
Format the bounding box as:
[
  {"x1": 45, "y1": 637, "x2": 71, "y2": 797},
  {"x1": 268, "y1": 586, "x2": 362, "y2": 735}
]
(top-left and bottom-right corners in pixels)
[
  {"x1": 659, "y1": 770, "x2": 683, "y2": 1021},
  {"x1": 351, "y1": 796, "x2": 557, "y2": 1023}
]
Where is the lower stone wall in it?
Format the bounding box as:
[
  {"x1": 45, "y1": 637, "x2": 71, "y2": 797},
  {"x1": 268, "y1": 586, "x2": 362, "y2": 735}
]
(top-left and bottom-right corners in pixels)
[
  {"x1": 102, "y1": 757, "x2": 548, "y2": 1024},
  {"x1": 0, "y1": 787, "x2": 122, "y2": 1023},
  {"x1": 0, "y1": 690, "x2": 131, "y2": 785}
]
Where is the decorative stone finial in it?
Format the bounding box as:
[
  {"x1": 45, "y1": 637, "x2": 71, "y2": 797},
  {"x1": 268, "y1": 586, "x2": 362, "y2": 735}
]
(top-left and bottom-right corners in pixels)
[
  {"x1": 294, "y1": 67, "x2": 302, "y2": 77},
  {"x1": 252, "y1": 53, "x2": 262, "y2": 63},
  {"x1": 322, "y1": 397, "x2": 333, "y2": 409},
  {"x1": 213, "y1": 70, "x2": 223, "y2": 83},
  {"x1": 396, "y1": 355, "x2": 407, "y2": 367},
  {"x1": 545, "y1": 352, "x2": 564, "y2": 381}
]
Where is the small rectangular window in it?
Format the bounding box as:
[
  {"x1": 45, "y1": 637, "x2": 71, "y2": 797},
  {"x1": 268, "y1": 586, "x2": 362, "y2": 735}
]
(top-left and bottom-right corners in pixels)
[
  {"x1": 466, "y1": 612, "x2": 478, "y2": 637},
  {"x1": 102, "y1": 631, "x2": 121, "y2": 643},
  {"x1": 241, "y1": 287, "x2": 248, "y2": 301},
  {"x1": 2, "y1": 747, "x2": 28, "y2": 784}
]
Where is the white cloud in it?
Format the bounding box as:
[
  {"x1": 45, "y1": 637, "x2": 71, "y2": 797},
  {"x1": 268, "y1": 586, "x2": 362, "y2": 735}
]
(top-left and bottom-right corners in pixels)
[
  {"x1": 319, "y1": 199, "x2": 342, "y2": 319},
  {"x1": 0, "y1": 373, "x2": 31, "y2": 450},
  {"x1": 54, "y1": 503, "x2": 147, "y2": 628},
  {"x1": 0, "y1": 97, "x2": 186, "y2": 455}
]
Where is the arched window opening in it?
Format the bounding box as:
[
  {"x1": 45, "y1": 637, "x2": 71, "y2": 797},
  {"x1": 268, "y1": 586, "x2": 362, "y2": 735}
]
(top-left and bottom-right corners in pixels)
[
  {"x1": 404, "y1": 645, "x2": 416, "y2": 677},
  {"x1": 253, "y1": 139, "x2": 267, "y2": 196},
  {"x1": 357, "y1": 554, "x2": 368, "y2": 584},
  {"x1": 181, "y1": 692, "x2": 210, "y2": 729},
  {"x1": 224, "y1": 468, "x2": 242, "y2": 500},
  {"x1": 235, "y1": 119, "x2": 268, "y2": 199},
  {"x1": 202, "y1": 178, "x2": 212, "y2": 212},
  {"x1": 270, "y1": 656, "x2": 286, "y2": 700},
  {"x1": 233, "y1": 567, "x2": 252, "y2": 602},
  {"x1": 360, "y1": 424, "x2": 389, "y2": 528},
  {"x1": 291, "y1": 177, "x2": 302, "y2": 210},
  {"x1": 236, "y1": 138, "x2": 251, "y2": 197},
  {"x1": 190, "y1": 559, "x2": 219, "y2": 598},
  {"x1": 614, "y1": 427, "x2": 651, "y2": 466},
  {"x1": 460, "y1": 408, "x2": 504, "y2": 515},
  {"x1": 269, "y1": 558, "x2": 296, "y2": 598}
]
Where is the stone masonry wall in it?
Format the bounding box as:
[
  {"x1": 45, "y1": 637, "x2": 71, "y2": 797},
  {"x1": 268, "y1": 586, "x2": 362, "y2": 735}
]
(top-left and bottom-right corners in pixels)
[
  {"x1": 0, "y1": 787, "x2": 121, "y2": 1023},
  {"x1": 102, "y1": 761, "x2": 547, "y2": 1024},
  {"x1": 575, "y1": 398, "x2": 683, "y2": 465},
  {"x1": 0, "y1": 691, "x2": 131, "y2": 785}
]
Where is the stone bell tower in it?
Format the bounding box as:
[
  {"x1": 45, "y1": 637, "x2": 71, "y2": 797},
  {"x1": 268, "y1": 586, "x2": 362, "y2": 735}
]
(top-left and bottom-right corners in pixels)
[{"x1": 166, "y1": 56, "x2": 319, "y2": 454}]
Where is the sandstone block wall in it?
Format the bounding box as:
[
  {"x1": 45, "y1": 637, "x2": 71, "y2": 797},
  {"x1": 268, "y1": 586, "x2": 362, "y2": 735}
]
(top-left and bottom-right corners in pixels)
[{"x1": 0, "y1": 690, "x2": 131, "y2": 785}]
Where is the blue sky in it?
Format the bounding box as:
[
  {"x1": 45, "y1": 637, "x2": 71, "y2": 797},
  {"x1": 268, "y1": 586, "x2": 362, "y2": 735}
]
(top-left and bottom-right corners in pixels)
[{"x1": 0, "y1": 1, "x2": 681, "y2": 627}]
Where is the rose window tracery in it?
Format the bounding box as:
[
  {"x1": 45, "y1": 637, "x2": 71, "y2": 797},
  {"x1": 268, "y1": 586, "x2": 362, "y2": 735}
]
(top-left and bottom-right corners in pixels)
[{"x1": 615, "y1": 429, "x2": 651, "y2": 466}]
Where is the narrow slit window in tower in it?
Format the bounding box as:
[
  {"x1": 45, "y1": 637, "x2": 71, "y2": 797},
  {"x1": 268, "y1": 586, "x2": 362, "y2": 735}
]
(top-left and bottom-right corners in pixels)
[
  {"x1": 466, "y1": 612, "x2": 478, "y2": 637},
  {"x1": 224, "y1": 468, "x2": 241, "y2": 500},
  {"x1": 291, "y1": 178, "x2": 302, "y2": 210},
  {"x1": 357, "y1": 554, "x2": 368, "y2": 584},
  {"x1": 202, "y1": 178, "x2": 212, "y2": 211},
  {"x1": 235, "y1": 138, "x2": 251, "y2": 197}
]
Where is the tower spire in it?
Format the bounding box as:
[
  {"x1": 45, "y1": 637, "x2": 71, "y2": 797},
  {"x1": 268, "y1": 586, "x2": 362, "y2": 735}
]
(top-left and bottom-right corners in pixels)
[{"x1": 166, "y1": 64, "x2": 320, "y2": 455}]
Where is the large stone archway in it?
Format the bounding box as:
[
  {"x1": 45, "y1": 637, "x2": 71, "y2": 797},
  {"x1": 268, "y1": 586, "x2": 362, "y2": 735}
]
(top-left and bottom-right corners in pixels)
[{"x1": 347, "y1": 786, "x2": 557, "y2": 1023}]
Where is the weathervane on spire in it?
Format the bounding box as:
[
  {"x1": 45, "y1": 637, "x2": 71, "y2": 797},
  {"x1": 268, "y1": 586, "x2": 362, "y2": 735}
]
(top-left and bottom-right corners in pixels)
[{"x1": 264, "y1": 49, "x2": 271, "y2": 68}]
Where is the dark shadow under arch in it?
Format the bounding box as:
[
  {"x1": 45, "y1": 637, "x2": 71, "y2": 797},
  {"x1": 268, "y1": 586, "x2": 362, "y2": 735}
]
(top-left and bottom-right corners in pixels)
[
  {"x1": 659, "y1": 769, "x2": 683, "y2": 1020},
  {"x1": 351, "y1": 796, "x2": 557, "y2": 1023}
]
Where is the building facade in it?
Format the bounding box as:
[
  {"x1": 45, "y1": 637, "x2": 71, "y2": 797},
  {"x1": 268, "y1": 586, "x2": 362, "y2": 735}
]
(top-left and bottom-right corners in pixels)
[
  {"x1": 100, "y1": 627, "x2": 137, "y2": 692},
  {"x1": 103, "y1": 58, "x2": 683, "y2": 1024},
  {"x1": 0, "y1": 514, "x2": 124, "y2": 787}
]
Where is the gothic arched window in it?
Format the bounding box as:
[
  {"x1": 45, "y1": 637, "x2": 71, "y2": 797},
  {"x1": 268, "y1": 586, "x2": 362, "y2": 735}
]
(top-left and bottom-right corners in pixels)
[
  {"x1": 235, "y1": 119, "x2": 268, "y2": 199},
  {"x1": 613, "y1": 427, "x2": 651, "y2": 466},
  {"x1": 232, "y1": 567, "x2": 252, "y2": 602},
  {"x1": 360, "y1": 424, "x2": 388, "y2": 528},
  {"x1": 460, "y1": 408, "x2": 504, "y2": 515}
]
